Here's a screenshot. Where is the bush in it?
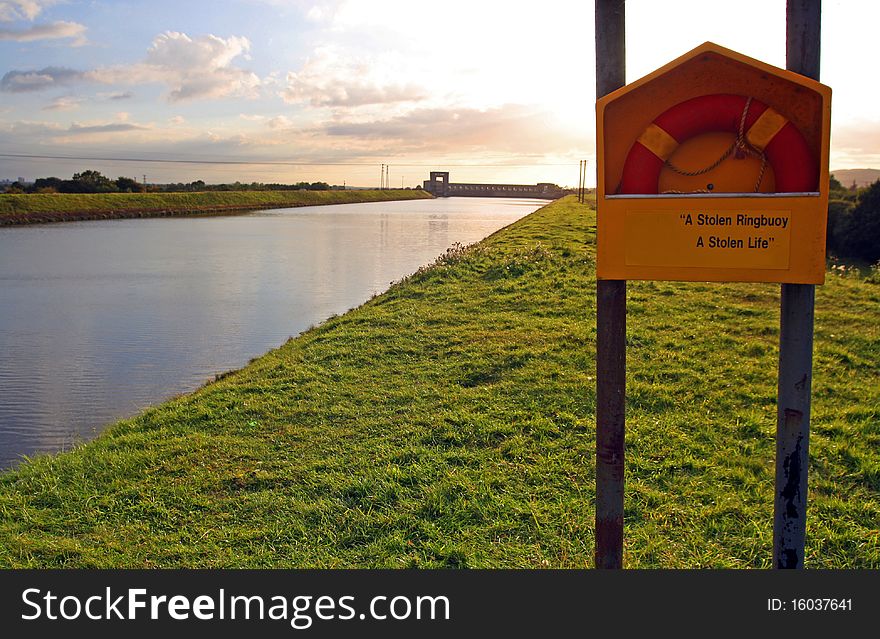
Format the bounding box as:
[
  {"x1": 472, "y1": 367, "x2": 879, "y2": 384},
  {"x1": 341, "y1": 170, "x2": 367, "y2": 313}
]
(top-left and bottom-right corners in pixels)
[
  {"x1": 826, "y1": 198, "x2": 855, "y2": 255},
  {"x1": 833, "y1": 180, "x2": 880, "y2": 262}
]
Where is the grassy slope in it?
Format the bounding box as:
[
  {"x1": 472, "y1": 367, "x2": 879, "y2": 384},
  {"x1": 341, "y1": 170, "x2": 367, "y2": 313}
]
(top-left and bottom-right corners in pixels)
[
  {"x1": 0, "y1": 196, "x2": 876, "y2": 568},
  {"x1": 0, "y1": 189, "x2": 432, "y2": 217}
]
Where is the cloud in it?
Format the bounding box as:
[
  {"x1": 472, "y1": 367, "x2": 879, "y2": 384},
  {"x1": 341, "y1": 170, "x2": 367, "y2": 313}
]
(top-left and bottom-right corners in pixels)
[
  {"x1": 0, "y1": 20, "x2": 87, "y2": 44},
  {"x1": 0, "y1": 0, "x2": 57, "y2": 22},
  {"x1": 2, "y1": 31, "x2": 261, "y2": 101},
  {"x1": 323, "y1": 104, "x2": 576, "y2": 155},
  {"x1": 88, "y1": 31, "x2": 262, "y2": 101},
  {"x1": 282, "y1": 47, "x2": 427, "y2": 107},
  {"x1": 267, "y1": 115, "x2": 292, "y2": 129},
  {"x1": 42, "y1": 95, "x2": 80, "y2": 111},
  {"x1": 0, "y1": 66, "x2": 86, "y2": 92},
  {"x1": 832, "y1": 120, "x2": 880, "y2": 154},
  {"x1": 67, "y1": 122, "x2": 148, "y2": 134},
  {"x1": 829, "y1": 120, "x2": 880, "y2": 168}
]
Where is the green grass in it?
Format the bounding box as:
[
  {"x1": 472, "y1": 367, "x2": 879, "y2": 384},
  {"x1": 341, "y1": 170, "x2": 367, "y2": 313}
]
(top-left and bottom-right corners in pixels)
[
  {"x1": 0, "y1": 196, "x2": 877, "y2": 568},
  {"x1": 0, "y1": 189, "x2": 432, "y2": 220}
]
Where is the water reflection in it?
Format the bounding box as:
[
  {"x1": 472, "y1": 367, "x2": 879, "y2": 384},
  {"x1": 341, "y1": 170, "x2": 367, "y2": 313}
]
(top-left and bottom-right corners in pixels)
[{"x1": 0, "y1": 197, "x2": 541, "y2": 468}]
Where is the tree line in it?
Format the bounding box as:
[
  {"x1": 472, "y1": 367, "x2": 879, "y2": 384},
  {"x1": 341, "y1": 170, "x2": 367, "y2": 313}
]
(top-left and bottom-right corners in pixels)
[
  {"x1": 827, "y1": 176, "x2": 880, "y2": 264},
  {"x1": 2, "y1": 170, "x2": 335, "y2": 195}
]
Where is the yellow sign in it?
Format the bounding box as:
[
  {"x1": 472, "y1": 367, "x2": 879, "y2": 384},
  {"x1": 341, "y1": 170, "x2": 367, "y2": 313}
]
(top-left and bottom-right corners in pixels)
[
  {"x1": 596, "y1": 42, "x2": 832, "y2": 284},
  {"x1": 625, "y1": 209, "x2": 792, "y2": 270}
]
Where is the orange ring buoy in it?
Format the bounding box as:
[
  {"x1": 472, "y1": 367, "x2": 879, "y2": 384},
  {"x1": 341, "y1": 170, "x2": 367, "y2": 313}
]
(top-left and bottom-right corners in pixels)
[{"x1": 618, "y1": 94, "x2": 817, "y2": 194}]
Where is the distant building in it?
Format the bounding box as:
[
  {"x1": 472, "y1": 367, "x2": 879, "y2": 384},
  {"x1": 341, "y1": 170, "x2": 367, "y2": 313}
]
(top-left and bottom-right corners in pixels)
[{"x1": 422, "y1": 171, "x2": 564, "y2": 199}]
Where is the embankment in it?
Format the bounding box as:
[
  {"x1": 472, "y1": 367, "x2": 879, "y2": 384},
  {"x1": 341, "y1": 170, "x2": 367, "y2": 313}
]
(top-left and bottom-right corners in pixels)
[
  {"x1": 0, "y1": 196, "x2": 877, "y2": 568},
  {"x1": 0, "y1": 189, "x2": 433, "y2": 225}
]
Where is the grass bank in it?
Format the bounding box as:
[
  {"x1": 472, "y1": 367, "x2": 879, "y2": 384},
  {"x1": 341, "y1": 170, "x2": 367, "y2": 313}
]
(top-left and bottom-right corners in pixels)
[
  {"x1": 0, "y1": 189, "x2": 433, "y2": 225},
  {"x1": 0, "y1": 196, "x2": 877, "y2": 568}
]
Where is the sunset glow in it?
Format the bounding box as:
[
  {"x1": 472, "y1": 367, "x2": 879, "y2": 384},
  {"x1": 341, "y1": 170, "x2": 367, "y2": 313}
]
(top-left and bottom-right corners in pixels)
[{"x1": 1, "y1": 0, "x2": 876, "y2": 187}]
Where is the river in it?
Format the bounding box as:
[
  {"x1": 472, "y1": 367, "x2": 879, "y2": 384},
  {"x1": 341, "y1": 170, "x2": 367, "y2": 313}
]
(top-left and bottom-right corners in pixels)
[{"x1": 0, "y1": 197, "x2": 542, "y2": 469}]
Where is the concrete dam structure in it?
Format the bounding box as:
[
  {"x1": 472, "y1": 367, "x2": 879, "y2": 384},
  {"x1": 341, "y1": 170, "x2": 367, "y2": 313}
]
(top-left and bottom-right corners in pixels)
[{"x1": 423, "y1": 172, "x2": 564, "y2": 199}]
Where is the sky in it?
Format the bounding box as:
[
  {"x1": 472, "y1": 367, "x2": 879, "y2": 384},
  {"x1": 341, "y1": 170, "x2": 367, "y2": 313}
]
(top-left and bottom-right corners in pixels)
[{"x1": 0, "y1": 0, "x2": 877, "y2": 188}]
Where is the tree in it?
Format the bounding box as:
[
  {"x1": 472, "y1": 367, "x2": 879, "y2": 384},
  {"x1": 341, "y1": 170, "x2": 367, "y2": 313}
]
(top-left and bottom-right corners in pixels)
[
  {"x1": 826, "y1": 199, "x2": 854, "y2": 255},
  {"x1": 829, "y1": 174, "x2": 845, "y2": 192},
  {"x1": 115, "y1": 177, "x2": 146, "y2": 193},
  {"x1": 33, "y1": 177, "x2": 64, "y2": 192},
  {"x1": 843, "y1": 180, "x2": 880, "y2": 262},
  {"x1": 115, "y1": 176, "x2": 145, "y2": 192},
  {"x1": 66, "y1": 170, "x2": 118, "y2": 193}
]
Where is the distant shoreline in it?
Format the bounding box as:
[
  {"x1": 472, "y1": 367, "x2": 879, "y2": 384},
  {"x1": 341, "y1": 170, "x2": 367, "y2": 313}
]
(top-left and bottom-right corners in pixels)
[{"x1": 0, "y1": 189, "x2": 434, "y2": 226}]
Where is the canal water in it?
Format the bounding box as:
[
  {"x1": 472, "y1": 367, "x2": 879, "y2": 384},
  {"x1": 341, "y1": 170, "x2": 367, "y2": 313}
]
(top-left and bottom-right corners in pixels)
[{"x1": 0, "y1": 197, "x2": 542, "y2": 469}]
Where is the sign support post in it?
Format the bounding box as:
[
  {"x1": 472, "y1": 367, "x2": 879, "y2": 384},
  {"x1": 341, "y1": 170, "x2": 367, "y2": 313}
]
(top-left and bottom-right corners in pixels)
[
  {"x1": 593, "y1": 1, "x2": 828, "y2": 570},
  {"x1": 774, "y1": 0, "x2": 821, "y2": 570},
  {"x1": 594, "y1": 0, "x2": 626, "y2": 570}
]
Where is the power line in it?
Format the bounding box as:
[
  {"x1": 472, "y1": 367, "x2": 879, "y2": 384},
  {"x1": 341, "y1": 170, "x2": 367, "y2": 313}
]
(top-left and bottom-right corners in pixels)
[{"x1": 0, "y1": 153, "x2": 580, "y2": 168}]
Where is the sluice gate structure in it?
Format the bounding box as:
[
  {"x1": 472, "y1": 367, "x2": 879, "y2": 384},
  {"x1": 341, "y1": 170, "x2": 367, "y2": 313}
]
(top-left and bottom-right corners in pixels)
[{"x1": 423, "y1": 172, "x2": 564, "y2": 199}]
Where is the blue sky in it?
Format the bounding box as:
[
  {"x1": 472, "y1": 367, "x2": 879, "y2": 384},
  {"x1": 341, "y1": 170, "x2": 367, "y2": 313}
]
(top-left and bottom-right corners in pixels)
[{"x1": 1, "y1": 0, "x2": 877, "y2": 187}]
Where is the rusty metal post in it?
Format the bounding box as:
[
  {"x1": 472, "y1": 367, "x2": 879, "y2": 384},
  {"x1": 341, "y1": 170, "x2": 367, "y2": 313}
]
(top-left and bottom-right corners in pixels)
[
  {"x1": 595, "y1": 0, "x2": 626, "y2": 570},
  {"x1": 774, "y1": 0, "x2": 820, "y2": 569}
]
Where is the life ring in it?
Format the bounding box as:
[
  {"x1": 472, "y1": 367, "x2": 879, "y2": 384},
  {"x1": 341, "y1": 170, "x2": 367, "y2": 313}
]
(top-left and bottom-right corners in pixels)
[{"x1": 618, "y1": 94, "x2": 816, "y2": 194}]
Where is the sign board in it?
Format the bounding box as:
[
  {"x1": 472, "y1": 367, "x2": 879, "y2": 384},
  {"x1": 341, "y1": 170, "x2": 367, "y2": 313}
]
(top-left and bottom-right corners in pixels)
[{"x1": 596, "y1": 42, "x2": 832, "y2": 284}]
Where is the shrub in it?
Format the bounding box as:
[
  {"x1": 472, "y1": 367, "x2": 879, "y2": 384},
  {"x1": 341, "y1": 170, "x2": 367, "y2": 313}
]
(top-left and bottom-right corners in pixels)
[{"x1": 834, "y1": 180, "x2": 880, "y2": 263}]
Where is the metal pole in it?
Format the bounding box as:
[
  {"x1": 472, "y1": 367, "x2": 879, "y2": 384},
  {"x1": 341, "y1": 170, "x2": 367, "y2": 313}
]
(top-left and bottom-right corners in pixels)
[
  {"x1": 583, "y1": 160, "x2": 588, "y2": 201},
  {"x1": 578, "y1": 160, "x2": 584, "y2": 203},
  {"x1": 578, "y1": 160, "x2": 583, "y2": 202},
  {"x1": 595, "y1": 0, "x2": 626, "y2": 570},
  {"x1": 580, "y1": 160, "x2": 585, "y2": 202},
  {"x1": 774, "y1": 0, "x2": 820, "y2": 570}
]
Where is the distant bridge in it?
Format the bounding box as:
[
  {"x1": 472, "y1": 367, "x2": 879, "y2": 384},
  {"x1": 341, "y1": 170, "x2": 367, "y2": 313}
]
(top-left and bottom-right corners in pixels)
[{"x1": 423, "y1": 172, "x2": 564, "y2": 199}]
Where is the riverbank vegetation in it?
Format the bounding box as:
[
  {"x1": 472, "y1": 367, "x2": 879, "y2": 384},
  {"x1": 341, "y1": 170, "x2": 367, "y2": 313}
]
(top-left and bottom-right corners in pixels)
[
  {"x1": 0, "y1": 196, "x2": 877, "y2": 568},
  {"x1": 1, "y1": 170, "x2": 340, "y2": 194},
  {"x1": 0, "y1": 188, "x2": 433, "y2": 225},
  {"x1": 827, "y1": 177, "x2": 880, "y2": 263}
]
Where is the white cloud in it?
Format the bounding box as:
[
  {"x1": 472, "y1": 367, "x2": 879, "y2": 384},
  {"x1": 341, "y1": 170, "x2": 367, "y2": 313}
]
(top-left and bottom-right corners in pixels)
[
  {"x1": 305, "y1": 6, "x2": 323, "y2": 21},
  {"x1": 2, "y1": 31, "x2": 262, "y2": 102},
  {"x1": 267, "y1": 115, "x2": 292, "y2": 129},
  {"x1": 0, "y1": 0, "x2": 57, "y2": 22},
  {"x1": 169, "y1": 115, "x2": 186, "y2": 125},
  {"x1": 88, "y1": 31, "x2": 262, "y2": 101},
  {"x1": 282, "y1": 46, "x2": 427, "y2": 108},
  {"x1": 0, "y1": 20, "x2": 87, "y2": 44}
]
